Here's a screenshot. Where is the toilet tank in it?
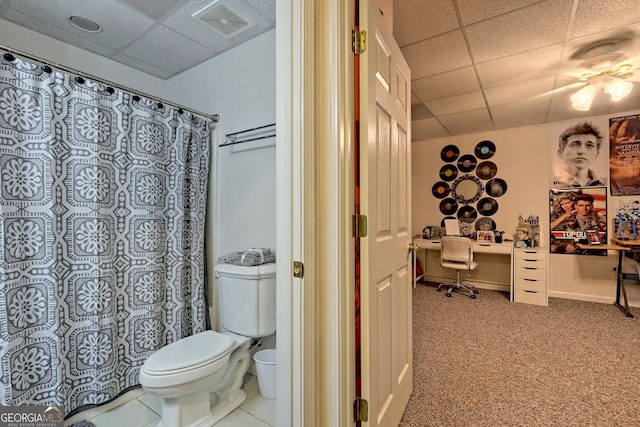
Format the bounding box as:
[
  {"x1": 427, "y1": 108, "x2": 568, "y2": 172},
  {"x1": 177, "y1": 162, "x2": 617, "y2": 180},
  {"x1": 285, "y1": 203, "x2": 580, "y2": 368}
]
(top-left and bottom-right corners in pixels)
[{"x1": 214, "y1": 263, "x2": 276, "y2": 337}]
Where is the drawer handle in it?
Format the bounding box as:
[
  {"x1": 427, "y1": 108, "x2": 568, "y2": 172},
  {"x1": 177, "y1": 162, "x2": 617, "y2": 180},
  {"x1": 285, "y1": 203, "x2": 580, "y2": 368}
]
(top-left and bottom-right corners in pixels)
[
  {"x1": 524, "y1": 290, "x2": 538, "y2": 293},
  {"x1": 524, "y1": 278, "x2": 537, "y2": 282},
  {"x1": 523, "y1": 259, "x2": 537, "y2": 262},
  {"x1": 524, "y1": 267, "x2": 537, "y2": 270}
]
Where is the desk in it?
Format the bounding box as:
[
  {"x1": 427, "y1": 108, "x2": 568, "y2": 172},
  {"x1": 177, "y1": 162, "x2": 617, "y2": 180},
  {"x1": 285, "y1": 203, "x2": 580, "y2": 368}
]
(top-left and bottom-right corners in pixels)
[
  {"x1": 585, "y1": 239, "x2": 639, "y2": 318},
  {"x1": 412, "y1": 238, "x2": 514, "y2": 299}
]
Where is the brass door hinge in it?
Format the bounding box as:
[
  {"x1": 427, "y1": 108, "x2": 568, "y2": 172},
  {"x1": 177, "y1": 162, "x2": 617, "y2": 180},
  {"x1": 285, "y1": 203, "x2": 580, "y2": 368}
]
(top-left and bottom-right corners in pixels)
[
  {"x1": 354, "y1": 396, "x2": 369, "y2": 422},
  {"x1": 352, "y1": 30, "x2": 367, "y2": 55},
  {"x1": 352, "y1": 214, "x2": 368, "y2": 237},
  {"x1": 293, "y1": 261, "x2": 304, "y2": 278}
]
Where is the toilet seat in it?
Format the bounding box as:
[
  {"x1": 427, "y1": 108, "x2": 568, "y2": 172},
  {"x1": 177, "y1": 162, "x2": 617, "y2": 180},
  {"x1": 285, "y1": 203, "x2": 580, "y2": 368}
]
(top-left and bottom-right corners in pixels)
[{"x1": 140, "y1": 331, "x2": 235, "y2": 389}]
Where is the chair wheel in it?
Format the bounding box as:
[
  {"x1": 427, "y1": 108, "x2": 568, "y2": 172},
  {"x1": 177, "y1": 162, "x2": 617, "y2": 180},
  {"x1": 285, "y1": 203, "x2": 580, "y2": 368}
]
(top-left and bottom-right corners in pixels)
[
  {"x1": 470, "y1": 294, "x2": 476, "y2": 299},
  {"x1": 473, "y1": 289, "x2": 479, "y2": 294},
  {"x1": 436, "y1": 288, "x2": 442, "y2": 292},
  {"x1": 446, "y1": 293, "x2": 452, "y2": 297}
]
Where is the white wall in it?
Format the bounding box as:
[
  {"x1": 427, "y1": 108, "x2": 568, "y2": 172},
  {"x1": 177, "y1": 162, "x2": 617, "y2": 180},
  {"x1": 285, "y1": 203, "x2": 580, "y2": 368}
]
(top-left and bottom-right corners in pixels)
[
  {"x1": 164, "y1": 30, "x2": 277, "y2": 258},
  {"x1": 413, "y1": 110, "x2": 640, "y2": 306}
]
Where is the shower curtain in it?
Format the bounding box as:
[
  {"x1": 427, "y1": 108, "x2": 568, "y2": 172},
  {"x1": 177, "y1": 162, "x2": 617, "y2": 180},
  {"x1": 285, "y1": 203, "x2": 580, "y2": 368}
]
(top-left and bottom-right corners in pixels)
[{"x1": 0, "y1": 51, "x2": 211, "y2": 416}]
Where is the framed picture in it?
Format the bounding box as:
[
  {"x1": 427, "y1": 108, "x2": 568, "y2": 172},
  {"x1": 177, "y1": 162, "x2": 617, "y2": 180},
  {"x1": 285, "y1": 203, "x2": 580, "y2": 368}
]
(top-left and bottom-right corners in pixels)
[{"x1": 477, "y1": 230, "x2": 495, "y2": 242}]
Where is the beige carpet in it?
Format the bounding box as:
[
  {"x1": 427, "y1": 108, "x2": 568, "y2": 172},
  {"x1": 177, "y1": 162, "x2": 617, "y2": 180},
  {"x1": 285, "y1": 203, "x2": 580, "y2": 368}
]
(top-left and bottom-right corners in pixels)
[{"x1": 400, "y1": 282, "x2": 640, "y2": 427}]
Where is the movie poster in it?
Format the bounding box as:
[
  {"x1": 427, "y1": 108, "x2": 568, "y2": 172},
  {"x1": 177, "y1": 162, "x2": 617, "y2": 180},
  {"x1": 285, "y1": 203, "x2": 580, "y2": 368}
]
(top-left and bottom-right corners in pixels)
[
  {"x1": 549, "y1": 187, "x2": 607, "y2": 256},
  {"x1": 549, "y1": 119, "x2": 608, "y2": 188},
  {"x1": 609, "y1": 114, "x2": 640, "y2": 195}
]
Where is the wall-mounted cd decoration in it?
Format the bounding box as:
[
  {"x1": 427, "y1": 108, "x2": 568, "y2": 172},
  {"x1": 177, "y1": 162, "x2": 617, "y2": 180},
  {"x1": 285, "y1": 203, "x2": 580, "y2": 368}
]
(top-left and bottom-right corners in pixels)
[
  {"x1": 440, "y1": 144, "x2": 460, "y2": 162},
  {"x1": 474, "y1": 140, "x2": 496, "y2": 159},
  {"x1": 432, "y1": 181, "x2": 451, "y2": 198},
  {"x1": 475, "y1": 217, "x2": 496, "y2": 231},
  {"x1": 476, "y1": 161, "x2": 497, "y2": 180},
  {"x1": 440, "y1": 216, "x2": 457, "y2": 227},
  {"x1": 477, "y1": 197, "x2": 498, "y2": 216},
  {"x1": 439, "y1": 164, "x2": 458, "y2": 182},
  {"x1": 439, "y1": 198, "x2": 458, "y2": 215},
  {"x1": 457, "y1": 154, "x2": 477, "y2": 172},
  {"x1": 457, "y1": 205, "x2": 478, "y2": 223},
  {"x1": 433, "y1": 143, "x2": 507, "y2": 229},
  {"x1": 485, "y1": 178, "x2": 507, "y2": 198}
]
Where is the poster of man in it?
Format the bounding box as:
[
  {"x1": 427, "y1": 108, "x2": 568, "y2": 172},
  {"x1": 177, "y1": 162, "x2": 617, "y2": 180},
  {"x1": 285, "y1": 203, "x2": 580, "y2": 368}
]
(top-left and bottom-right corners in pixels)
[
  {"x1": 549, "y1": 187, "x2": 607, "y2": 256},
  {"x1": 550, "y1": 120, "x2": 608, "y2": 188},
  {"x1": 609, "y1": 114, "x2": 640, "y2": 195}
]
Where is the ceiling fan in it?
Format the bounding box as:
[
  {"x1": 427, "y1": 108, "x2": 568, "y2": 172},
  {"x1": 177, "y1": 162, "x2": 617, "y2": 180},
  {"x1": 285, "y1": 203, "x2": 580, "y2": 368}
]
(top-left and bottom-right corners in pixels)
[{"x1": 561, "y1": 39, "x2": 638, "y2": 111}]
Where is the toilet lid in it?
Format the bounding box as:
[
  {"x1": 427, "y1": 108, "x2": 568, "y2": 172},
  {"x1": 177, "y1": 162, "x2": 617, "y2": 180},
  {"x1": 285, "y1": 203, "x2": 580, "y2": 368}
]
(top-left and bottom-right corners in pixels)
[{"x1": 143, "y1": 331, "x2": 234, "y2": 375}]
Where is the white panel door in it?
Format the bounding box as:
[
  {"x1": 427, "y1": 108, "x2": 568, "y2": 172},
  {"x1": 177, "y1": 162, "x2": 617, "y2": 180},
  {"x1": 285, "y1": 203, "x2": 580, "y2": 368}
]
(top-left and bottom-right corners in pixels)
[{"x1": 360, "y1": 1, "x2": 412, "y2": 426}]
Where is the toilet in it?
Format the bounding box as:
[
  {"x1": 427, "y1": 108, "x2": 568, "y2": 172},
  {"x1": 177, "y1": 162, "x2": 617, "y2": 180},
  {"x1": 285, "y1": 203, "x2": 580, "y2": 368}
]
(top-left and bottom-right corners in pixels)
[{"x1": 139, "y1": 262, "x2": 276, "y2": 427}]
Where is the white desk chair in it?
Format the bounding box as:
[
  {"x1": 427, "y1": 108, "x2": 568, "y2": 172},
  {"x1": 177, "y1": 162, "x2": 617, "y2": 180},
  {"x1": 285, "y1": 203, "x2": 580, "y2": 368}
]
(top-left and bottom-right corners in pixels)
[{"x1": 437, "y1": 236, "x2": 479, "y2": 298}]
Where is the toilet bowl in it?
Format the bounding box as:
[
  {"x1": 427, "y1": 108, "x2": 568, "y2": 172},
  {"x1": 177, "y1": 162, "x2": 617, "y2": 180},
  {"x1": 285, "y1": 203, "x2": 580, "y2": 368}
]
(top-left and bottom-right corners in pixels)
[{"x1": 139, "y1": 262, "x2": 276, "y2": 427}]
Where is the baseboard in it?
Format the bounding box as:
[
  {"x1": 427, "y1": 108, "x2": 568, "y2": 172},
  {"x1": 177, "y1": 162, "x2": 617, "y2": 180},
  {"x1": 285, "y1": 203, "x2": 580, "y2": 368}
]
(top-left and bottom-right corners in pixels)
[
  {"x1": 548, "y1": 291, "x2": 615, "y2": 305},
  {"x1": 422, "y1": 275, "x2": 510, "y2": 293}
]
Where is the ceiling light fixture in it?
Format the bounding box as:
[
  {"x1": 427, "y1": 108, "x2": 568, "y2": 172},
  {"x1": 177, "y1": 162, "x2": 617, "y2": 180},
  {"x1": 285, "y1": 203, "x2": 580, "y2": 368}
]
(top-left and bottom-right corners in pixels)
[{"x1": 570, "y1": 67, "x2": 634, "y2": 111}]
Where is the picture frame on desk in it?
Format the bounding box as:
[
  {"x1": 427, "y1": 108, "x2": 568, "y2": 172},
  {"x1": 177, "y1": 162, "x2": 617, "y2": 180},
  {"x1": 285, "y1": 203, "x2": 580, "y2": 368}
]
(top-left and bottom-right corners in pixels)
[
  {"x1": 422, "y1": 225, "x2": 442, "y2": 239},
  {"x1": 477, "y1": 230, "x2": 495, "y2": 242}
]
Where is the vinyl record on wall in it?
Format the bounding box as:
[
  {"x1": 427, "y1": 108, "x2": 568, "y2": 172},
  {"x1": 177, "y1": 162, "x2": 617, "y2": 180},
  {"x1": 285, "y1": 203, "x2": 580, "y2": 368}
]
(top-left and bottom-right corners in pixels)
[
  {"x1": 457, "y1": 154, "x2": 477, "y2": 172},
  {"x1": 475, "y1": 217, "x2": 496, "y2": 231},
  {"x1": 439, "y1": 198, "x2": 458, "y2": 215},
  {"x1": 440, "y1": 144, "x2": 460, "y2": 162},
  {"x1": 439, "y1": 164, "x2": 458, "y2": 182},
  {"x1": 432, "y1": 181, "x2": 451, "y2": 198},
  {"x1": 485, "y1": 178, "x2": 508, "y2": 198},
  {"x1": 477, "y1": 197, "x2": 498, "y2": 216},
  {"x1": 476, "y1": 161, "x2": 497, "y2": 180},
  {"x1": 457, "y1": 205, "x2": 478, "y2": 223},
  {"x1": 474, "y1": 140, "x2": 496, "y2": 159}
]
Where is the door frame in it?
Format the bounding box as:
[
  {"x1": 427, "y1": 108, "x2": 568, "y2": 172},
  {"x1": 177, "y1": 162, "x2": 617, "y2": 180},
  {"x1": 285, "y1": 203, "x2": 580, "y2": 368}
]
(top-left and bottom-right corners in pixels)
[{"x1": 276, "y1": 0, "x2": 356, "y2": 426}]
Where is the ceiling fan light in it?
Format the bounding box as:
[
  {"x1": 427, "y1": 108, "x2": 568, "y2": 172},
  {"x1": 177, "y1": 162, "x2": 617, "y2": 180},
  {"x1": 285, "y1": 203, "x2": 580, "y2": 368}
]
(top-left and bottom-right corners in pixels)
[
  {"x1": 605, "y1": 80, "x2": 633, "y2": 101},
  {"x1": 570, "y1": 85, "x2": 596, "y2": 111}
]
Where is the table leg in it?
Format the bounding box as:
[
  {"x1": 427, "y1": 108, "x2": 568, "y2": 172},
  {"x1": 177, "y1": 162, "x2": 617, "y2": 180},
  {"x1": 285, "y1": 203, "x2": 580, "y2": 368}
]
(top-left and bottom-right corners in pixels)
[{"x1": 614, "y1": 249, "x2": 634, "y2": 318}]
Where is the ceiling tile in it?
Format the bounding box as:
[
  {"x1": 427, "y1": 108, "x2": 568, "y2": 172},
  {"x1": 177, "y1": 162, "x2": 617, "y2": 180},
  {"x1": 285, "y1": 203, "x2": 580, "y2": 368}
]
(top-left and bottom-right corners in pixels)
[
  {"x1": 401, "y1": 30, "x2": 472, "y2": 80},
  {"x1": 424, "y1": 91, "x2": 486, "y2": 116},
  {"x1": 120, "y1": 0, "x2": 183, "y2": 20},
  {"x1": 465, "y1": 0, "x2": 574, "y2": 63},
  {"x1": 437, "y1": 107, "x2": 491, "y2": 129},
  {"x1": 490, "y1": 97, "x2": 550, "y2": 129},
  {"x1": 456, "y1": 0, "x2": 542, "y2": 25},
  {"x1": 413, "y1": 67, "x2": 480, "y2": 101},
  {"x1": 476, "y1": 43, "x2": 563, "y2": 88},
  {"x1": 122, "y1": 25, "x2": 214, "y2": 73},
  {"x1": 412, "y1": 103, "x2": 433, "y2": 121},
  {"x1": 392, "y1": 0, "x2": 458, "y2": 47},
  {"x1": 7, "y1": 0, "x2": 153, "y2": 50},
  {"x1": 3, "y1": 8, "x2": 116, "y2": 56},
  {"x1": 412, "y1": 117, "x2": 451, "y2": 141},
  {"x1": 571, "y1": 0, "x2": 640, "y2": 39},
  {"x1": 484, "y1": 75, "x2": 556, "y2": 106}
]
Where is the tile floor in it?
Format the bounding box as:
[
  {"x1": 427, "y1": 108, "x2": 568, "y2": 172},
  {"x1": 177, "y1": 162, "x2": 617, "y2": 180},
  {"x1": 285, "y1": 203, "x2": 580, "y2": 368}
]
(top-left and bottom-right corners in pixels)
[{"x1": 64, "y1": 375, "x2": 275, "y2": 427}]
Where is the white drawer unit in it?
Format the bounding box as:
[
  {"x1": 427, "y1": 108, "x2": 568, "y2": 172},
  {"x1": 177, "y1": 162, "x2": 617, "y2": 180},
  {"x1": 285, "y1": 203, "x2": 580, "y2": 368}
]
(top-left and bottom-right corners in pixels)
[{"x1": 513, "y1": 248, "x2": 548, "y2": 306}]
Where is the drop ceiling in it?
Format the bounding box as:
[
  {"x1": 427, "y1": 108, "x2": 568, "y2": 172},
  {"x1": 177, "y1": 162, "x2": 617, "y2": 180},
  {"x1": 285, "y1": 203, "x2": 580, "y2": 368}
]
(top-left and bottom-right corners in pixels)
[{"x1": 0, "y1": 0, "x2": 639, "y2": 141}]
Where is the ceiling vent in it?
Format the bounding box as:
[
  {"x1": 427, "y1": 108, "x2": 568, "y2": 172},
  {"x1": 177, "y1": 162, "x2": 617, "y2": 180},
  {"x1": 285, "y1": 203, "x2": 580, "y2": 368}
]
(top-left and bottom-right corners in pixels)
[{"x1": 192, "y1": 2, "x2": 252, "y2": 38}]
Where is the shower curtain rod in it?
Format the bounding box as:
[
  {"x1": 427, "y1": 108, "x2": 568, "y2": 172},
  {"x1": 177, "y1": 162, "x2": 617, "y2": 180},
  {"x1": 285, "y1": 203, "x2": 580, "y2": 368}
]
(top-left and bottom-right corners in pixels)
[{"x1": 0, "y1": 43, "x2": 220, "y2": 123}]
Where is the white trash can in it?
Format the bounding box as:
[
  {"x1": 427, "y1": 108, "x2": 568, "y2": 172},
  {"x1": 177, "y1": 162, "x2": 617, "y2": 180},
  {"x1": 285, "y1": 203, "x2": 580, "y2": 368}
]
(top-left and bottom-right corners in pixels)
[{"x1": 253, "y1": 349, "x2": 276, "y2": 399}]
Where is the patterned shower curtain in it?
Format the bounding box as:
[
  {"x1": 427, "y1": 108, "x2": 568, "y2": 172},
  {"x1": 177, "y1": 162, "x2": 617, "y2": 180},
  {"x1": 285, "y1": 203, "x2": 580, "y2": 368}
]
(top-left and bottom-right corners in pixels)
[{"x1": 0, "y1": 51, "x2": 211, "y2": 417}]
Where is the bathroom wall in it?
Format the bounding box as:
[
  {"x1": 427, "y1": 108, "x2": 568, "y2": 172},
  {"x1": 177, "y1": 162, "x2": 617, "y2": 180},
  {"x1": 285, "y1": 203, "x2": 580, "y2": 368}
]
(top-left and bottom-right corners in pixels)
[{"x1": 413, "y1": 108, "x2": 640, "y2": 306}]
